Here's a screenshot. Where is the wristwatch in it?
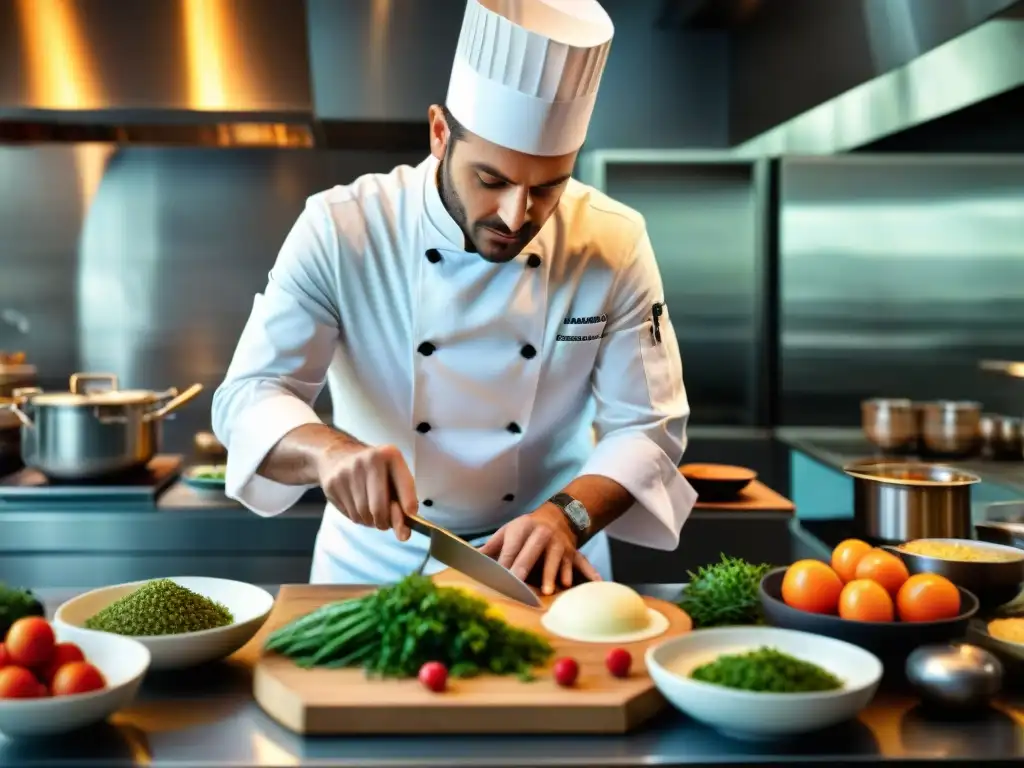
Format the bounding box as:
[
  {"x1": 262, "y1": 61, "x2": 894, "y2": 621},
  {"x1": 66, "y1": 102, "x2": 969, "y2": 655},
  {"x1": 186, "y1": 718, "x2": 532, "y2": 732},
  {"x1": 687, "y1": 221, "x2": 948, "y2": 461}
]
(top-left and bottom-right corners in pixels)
[{"x1": 549, "y1": 492, "x2": 591, "y2": 544}]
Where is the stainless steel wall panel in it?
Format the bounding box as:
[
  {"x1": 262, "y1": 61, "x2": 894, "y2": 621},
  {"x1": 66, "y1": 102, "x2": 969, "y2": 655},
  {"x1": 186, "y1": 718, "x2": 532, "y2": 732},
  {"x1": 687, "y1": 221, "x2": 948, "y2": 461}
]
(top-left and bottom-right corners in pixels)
[
  {"x1": 779, "y1": 155, "x2": 1024, "y2": 425},
  {"x1": 579, "y1": 152, "x2": 768, "y2": 425}
]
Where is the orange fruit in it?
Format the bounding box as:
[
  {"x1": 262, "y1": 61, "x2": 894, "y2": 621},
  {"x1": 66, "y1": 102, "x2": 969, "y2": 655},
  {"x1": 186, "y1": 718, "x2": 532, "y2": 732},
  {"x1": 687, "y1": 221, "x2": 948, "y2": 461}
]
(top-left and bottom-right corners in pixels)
[
  {"x1": 896, "y1": 573, "x2": 961, "y2": 623},
  {"x1": 781, "y1": 560, "x2": 843, "y2": 614},
  {"x1": 838, "y1": 579, "x2": 894, "y2": 622},
  {"x1": 831, "y1": 539, "x2": 873, "y2": 583},
  {"x1": 854, "y1": 549, "x2": 909, "y2": 596}
]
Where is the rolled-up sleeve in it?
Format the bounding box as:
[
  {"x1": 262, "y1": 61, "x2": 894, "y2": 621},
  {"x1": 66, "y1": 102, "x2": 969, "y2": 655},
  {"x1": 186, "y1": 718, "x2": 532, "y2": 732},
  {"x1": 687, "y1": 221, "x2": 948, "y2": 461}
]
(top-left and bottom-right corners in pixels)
[
  {"x1": 580, "y1": 228, "x2": 697, "y2": 550},
  {"x1": 211, "y1": 195, "x2": 342, "y2": 516}
]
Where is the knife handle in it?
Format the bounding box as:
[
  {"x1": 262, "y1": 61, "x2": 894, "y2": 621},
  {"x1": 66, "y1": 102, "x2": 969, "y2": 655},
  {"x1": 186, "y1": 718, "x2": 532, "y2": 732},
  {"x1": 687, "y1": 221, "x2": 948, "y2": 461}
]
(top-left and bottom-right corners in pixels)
[{"x1": 404, "y1": 511, "x2": 434, "y2": 537}]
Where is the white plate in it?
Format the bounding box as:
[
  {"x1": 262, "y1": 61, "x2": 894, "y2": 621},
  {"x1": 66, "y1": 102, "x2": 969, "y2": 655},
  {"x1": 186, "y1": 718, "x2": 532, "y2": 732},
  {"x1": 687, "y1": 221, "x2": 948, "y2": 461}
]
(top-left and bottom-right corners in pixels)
[
  {"x1": 54, "y1": 577, "x2": 274, "y2": 671},
  {"x1": 0, "y1": 624, "x2": 150, "y2": 738},
  {"x1": 646, "y1": 626, "x2": 883, "y2": 741}
]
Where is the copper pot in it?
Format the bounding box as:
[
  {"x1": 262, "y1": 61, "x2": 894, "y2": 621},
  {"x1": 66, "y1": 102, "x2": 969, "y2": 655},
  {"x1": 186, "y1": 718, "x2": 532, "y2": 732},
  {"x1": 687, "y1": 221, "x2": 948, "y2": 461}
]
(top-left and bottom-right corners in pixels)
[
  {"x1": 920, "y1": 400, "x2": 982, "y2": 458},
  {"x1": 861, "y1": 398, "x2": 920, "y2": 454}
]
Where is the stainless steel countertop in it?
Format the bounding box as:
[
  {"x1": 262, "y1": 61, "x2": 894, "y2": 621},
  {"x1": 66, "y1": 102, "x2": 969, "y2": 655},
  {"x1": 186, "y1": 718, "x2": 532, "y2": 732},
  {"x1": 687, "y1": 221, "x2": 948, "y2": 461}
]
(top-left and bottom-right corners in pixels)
[
  {"x1": 777, "y1": 426, "x2": 1024, "y2": 495},
  {"x1": 3, "y1": 584, "x2": 1024, "y2": 767}
]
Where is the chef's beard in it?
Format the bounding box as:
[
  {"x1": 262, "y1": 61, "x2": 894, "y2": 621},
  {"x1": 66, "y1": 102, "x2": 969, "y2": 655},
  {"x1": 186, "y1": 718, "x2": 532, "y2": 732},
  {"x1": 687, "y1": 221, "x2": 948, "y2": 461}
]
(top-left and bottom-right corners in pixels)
[{"x1": 437, "y1": 143, "x2": 538, "y2": 263}]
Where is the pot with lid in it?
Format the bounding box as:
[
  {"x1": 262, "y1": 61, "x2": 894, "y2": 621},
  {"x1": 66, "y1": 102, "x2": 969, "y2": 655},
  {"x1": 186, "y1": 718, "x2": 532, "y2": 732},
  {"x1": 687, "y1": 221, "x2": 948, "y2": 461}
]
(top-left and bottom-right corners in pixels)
[{"x1": 4, "y1": 372, "x2": 203, "y2": 480}]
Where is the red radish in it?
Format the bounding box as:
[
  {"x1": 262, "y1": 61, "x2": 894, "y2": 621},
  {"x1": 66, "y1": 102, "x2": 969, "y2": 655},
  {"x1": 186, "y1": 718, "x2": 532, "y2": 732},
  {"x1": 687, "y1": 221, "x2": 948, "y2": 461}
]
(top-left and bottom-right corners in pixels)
[
  {"x1": 418, "y1": 661, "x2": 447, "y2": 692},
  {"x1": 552, "y1": 657, "x2": 579, "y2": 687},
  {"x1": 605, "y1": 648, "x2": 632, "y2": 678}
]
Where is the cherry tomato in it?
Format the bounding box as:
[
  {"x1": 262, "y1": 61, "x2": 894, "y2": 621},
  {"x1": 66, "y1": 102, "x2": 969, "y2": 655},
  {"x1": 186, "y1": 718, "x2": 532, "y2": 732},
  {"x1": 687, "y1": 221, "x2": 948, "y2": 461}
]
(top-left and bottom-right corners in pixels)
[
  {"x1": 781, "y1": 560, "x2": 843, "y2": 614},
  {"x1": 39, "y1": 642, "x2": 86, "y2": 686},
  {"x1": 831, "y1": 539, "x2": 873, "y2": 583},
  {"x1": 0, "y1": 665, "x2": 46, "y2": 699},
  {"x1": 50, "y1": 661, "x2": 106, "y2": 697},
  {"x1": 4, "y1": 617, "x2": 55, "y2": 669},
  {"x1": 553, "y1": 657, "x2": 579, "y2": 687},
  {"x1": 897, "y1": 573, "x2": 961, "y2": 623},
  {"x1": 854, "y1": 550, "x2": 909, "y2": 597},
  {"x1": 0, "y1": 643, "x2": 11, "y2": 669},
  {"x1": 605, "y1": 648, "x2": 632, "y2": 678},
  {"x1": 417, "y1": 661, "x2": 447, "y2": 692},
  {"x1": 838, "y1": 579, "x2": 894, "y2": 622}
]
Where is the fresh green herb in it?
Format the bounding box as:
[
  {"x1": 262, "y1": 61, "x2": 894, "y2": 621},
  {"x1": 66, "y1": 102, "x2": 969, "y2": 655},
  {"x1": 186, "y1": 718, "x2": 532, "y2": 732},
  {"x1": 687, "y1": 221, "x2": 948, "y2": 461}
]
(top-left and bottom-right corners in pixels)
[
  {"x1": 691, "y1": 646, "x2": 843, "y2": 693},
  {"x1": 0, "y1": 582, "x2": 45, "y2": 636},
  {"x1": 678, "y1": 554, "x2": 773, "y2": 628},
  {"x1": 265, "y1": 574, "x2": 554, "y2": 679},
  {"x1": 84, "y1": 578, "x2": 234, "y2": 636}
]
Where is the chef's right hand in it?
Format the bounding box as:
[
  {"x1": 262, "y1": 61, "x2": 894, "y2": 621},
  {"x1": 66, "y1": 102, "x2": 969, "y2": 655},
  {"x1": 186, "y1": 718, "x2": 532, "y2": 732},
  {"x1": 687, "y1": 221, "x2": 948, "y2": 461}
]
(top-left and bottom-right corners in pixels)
[{"x1": 315, "y1": 442, "x2": 416, "y2": 542}]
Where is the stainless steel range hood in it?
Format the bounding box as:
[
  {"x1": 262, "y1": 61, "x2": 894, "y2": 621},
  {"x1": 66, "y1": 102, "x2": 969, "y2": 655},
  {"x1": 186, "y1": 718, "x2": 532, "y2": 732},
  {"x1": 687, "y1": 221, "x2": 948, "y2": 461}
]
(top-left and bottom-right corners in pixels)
[
  {"x1": 0, "y1": 0, "x2": 316, "y2": 146},
  {"x1": 734, "y1": 0, "x2": 1024, "y2": 155}
]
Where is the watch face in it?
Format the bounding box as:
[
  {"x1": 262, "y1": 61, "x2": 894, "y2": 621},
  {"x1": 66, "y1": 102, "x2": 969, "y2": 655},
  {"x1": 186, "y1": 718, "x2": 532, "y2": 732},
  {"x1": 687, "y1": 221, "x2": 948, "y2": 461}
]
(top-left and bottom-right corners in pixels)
[{"x1": 564, "y1": 499, "x2": 590, "y2": 529}]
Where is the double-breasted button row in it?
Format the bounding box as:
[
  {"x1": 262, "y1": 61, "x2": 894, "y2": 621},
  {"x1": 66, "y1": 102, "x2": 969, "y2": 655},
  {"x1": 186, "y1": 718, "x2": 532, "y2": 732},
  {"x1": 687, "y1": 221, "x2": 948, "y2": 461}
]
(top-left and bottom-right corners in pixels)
[
  {"x1": 425, "y1": 249, "x2": 541, "y2": 269},
  {"x1": 419, "y1": 495, "x2": 516, "y2": 510},
  {"x1": 417, "y1": 340, "x2": 537, "y2": 360}
]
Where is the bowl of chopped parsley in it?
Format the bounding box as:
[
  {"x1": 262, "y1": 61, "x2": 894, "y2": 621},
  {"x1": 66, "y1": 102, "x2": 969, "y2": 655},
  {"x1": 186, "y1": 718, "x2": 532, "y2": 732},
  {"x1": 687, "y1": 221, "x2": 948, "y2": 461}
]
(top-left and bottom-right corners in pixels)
[
  {"x1": 645, "y1": 626, "x2": 883, "y2": 741},
  {"x1": 53, "y1": 577, "x2": 275, "y2": 670}
]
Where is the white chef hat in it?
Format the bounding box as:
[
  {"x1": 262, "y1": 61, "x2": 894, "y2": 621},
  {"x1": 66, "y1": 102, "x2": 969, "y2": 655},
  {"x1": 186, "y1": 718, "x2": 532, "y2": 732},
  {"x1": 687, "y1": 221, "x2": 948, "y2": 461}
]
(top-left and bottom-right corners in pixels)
[{"x1": 446, "y1": 0, "x2": 614, "y2": 157}]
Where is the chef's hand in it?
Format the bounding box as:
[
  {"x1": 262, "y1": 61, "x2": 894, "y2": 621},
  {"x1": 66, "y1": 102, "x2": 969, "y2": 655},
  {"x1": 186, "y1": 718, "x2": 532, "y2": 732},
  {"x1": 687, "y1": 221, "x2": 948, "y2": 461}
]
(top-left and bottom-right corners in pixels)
[
  {"x1": 478, "y1": 504, "x2": 602, "y2": 595},
  {"x1": 316, "y1": 442, "x2": 415, "y2": 542}
]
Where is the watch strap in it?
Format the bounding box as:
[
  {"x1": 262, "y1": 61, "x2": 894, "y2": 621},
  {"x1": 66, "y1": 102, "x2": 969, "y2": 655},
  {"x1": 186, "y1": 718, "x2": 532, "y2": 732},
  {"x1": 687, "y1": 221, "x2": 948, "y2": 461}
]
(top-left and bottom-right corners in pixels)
[{"x1": 548, "y1": 492, "x2": 592, "y2": 545}]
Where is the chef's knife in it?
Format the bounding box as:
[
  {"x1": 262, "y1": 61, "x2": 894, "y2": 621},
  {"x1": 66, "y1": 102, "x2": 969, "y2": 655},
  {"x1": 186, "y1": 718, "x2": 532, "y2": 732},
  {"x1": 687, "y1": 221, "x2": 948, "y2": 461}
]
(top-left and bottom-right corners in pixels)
[{"x1": 405, "y1": 512, "x2": 543, "y2": 608}]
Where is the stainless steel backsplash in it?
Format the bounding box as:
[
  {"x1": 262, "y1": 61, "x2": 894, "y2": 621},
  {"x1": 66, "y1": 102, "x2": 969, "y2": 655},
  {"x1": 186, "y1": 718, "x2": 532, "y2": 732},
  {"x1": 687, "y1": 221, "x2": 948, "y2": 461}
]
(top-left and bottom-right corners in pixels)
[{"x1": 0, "y1": 145, "x2": 426, "y2": 452}]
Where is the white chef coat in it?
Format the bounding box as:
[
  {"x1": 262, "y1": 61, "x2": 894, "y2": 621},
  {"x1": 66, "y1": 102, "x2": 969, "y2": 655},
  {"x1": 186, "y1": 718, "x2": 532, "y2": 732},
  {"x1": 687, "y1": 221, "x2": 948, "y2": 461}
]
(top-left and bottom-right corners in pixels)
[{"x1": 211, "y1": 154, "x2": 697, "y2": 585}]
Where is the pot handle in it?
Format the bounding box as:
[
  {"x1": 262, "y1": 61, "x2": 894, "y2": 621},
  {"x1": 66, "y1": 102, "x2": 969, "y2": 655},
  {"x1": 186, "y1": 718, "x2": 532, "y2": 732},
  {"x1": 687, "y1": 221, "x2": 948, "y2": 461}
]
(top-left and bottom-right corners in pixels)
[
  {"x1": 143, "y1": 383, "x2": 204, "y2": 423},
  {"x1": 2, "y1": 401, "x2": 34, "y2": 429},
  {"x1": 70, "y1": 372, "x2": 118, "y2": 394}
]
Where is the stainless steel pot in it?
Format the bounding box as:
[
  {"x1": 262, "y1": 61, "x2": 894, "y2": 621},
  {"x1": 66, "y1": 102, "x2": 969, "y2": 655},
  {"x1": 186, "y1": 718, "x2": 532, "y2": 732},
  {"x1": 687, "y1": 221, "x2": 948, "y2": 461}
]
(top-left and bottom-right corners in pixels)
[
  {"x1": 844, "y1": 461, "x2": 981, "y2": 542},
  {"x1": 861, "y1": 398, "x2": 920, "y2": 454},
  {"x1": 4, "y1": 372, "x2": 203, "y2": 480}
]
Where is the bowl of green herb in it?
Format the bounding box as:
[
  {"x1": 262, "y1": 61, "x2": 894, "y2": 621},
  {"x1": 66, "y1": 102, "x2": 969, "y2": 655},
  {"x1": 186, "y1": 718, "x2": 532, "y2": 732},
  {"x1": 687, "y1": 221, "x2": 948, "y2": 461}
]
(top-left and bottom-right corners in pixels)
[
  {"x1": 53, "y1": 577, "x2": 275, "y2": 670},
  {"x1": 646, "y1": 626, "x2": 883, "y2": 741}
]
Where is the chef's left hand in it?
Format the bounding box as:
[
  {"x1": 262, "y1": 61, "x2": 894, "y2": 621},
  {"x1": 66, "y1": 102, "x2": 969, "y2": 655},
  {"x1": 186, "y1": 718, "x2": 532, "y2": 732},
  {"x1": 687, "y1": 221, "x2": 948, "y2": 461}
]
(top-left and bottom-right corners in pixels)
[{"x1": 478, "y1": 504, "x2": 602, "y2": 595}]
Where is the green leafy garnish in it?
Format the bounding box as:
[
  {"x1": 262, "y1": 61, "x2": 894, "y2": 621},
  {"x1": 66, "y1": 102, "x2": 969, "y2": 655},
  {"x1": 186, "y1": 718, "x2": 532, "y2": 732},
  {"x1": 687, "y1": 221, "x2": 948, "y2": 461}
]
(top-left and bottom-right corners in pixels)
[
  {"x1": 264, "y1": 574, "x2": 553, "y2": 680},
  {"x1": 691, "y1": 646, "x2": 843, "y2": 693},
  {"x1": 678, "y1": 554, "x2": 773, "y2": 628}
]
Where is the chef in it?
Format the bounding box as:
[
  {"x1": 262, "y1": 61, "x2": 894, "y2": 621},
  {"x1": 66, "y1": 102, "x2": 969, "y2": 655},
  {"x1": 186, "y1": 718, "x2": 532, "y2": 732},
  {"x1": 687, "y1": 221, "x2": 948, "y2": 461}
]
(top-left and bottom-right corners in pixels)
[{"x1": 211, "y1": 0, "x2": 697, "y2": 594}]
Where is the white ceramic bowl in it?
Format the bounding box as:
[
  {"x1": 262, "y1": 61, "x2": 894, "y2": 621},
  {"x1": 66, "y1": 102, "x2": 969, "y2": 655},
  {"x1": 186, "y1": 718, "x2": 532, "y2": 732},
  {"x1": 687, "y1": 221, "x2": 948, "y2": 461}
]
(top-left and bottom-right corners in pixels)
[
  {"x1": 54, "y1": 577, "x2": 275, "y2": 671},
  {"x1": 0, "y1": 624, "x2": 150, "y2": 738},
  {"x1": 646, "y1": 626, "x2": 884, "y2": 741}
]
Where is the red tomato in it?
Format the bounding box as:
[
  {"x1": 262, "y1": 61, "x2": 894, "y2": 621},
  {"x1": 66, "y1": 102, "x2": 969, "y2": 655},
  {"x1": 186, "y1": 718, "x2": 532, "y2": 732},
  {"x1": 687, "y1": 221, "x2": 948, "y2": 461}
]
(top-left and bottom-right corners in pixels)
[
  {"x1": 4, "y1": 617, "x2": 55, "y2": 669},
  {"x1": 417, "y1": 661, "x2": 447, "y2": 692},
  {"x1": 50, "y1": 661, "x2": 106, "y2": 696},
  {"x1": 553, "y1": 657, "x2": 579, "y2": 687},
  {"x1": 605, "y1": 648, "x2": 632, "y2": 678},
  {"x1": 0, "y1": 665, "x2": 46, "y2": 699},
  {"x1": 39, "y1": 643, "x2": 86, "y2": 685},
  {"x1": 0, "y1": 643, "x2": 11, "y2": 669}
]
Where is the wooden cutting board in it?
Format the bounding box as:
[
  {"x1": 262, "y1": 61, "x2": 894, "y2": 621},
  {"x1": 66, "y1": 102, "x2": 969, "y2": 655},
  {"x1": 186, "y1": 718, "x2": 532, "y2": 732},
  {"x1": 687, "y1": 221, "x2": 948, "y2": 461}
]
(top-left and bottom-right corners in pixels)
[{"x1": 249, "y1": 570, "x2": 692, "y2": 735}]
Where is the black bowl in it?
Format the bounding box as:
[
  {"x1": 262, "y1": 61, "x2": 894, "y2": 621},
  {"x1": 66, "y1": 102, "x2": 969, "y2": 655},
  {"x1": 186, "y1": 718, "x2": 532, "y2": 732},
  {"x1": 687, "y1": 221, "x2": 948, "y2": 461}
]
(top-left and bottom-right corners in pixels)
[
  {"x1": 680, "y1": 463, "x2": 756, "y2": 502},
  {"x1": 759, "y1": 567, "x2": 979, "y2": 662}
]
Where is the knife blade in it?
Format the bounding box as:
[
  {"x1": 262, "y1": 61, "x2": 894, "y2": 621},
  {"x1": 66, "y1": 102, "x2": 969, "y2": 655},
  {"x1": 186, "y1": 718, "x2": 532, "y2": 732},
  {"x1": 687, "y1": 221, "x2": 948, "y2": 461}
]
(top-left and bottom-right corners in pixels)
[{"x1": 405, "y1": 512, "x2": 543, "y2": 608}]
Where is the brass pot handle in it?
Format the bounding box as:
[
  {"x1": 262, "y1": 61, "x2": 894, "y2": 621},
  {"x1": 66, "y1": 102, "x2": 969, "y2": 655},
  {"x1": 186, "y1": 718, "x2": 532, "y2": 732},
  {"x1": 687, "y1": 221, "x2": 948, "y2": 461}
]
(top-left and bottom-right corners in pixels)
[
  {"x1": 143, "y1": 383, "x2": 204, "y2": 422},
  {"x1": 2, "y1": 400, "x2": 34, "y2": 429}
]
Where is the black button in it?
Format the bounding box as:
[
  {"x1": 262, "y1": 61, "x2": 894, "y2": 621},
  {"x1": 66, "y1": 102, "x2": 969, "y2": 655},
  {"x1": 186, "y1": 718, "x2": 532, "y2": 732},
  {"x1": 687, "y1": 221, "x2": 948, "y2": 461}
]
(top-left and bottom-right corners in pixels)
[
  {"x1": 426, "y1": 249, "x2": 442, "y2": 264},
  {"x1": 416, "y1": 422, "x2": 431, "y2": 433},
  {"x1": 503, "y1": 493, "x2": 515, "y2": 502},
  {"x1": 507, "y1": 422, "x2": 521, "y2": 434},
  {"x1": 417, "y1": 341, "x2": 436, "y2": 356},
  {"x1": 422, "y1": 499, "x2": 433, "y2": 507},
  {"x1": 526, "y1": 254, "x2": 541, "y2": 268},
  {"x1": 520, "y1": 344, "x2": 537, "y2": 359}
]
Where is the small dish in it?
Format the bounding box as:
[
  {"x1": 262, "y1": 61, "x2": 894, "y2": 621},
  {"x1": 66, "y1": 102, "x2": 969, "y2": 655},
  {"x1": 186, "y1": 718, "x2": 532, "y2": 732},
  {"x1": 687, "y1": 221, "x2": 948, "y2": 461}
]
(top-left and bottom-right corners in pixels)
[
  {"x1": 181, "y1": 464, "x2": 226, "y2": 492},
  {"x1": 54, "y1": 577, "x2": 274, "y2": 670},
  {"x1": 646, "y1": 626, "x2": 882, "y2": 741},
  {"x1": 0, "y1": 624, "x2": 150, "y2": 738},
  {"x1": 759, "y1": 567, "x2": 979, "y2": 661},
  {"x1": 680, "y1": 463, "x2": 757, "y2": 502}
]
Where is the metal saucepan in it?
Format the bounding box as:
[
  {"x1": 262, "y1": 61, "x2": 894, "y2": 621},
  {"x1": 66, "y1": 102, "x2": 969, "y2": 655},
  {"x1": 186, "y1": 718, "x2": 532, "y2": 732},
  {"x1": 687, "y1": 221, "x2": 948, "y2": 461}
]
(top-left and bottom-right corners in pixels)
[
  {"x1": 979, "y1": 414, "x2": 1023, "y2": 461},
  {"x1": 3, "y1": 372, "x2": 203, "y2": 480},
  {"x1": 920, "y1": 400, "x2": 982, "y2": 458},
  {"x1": 844, "y1": 461, "x2": 980, "y2": 543},
  {"x1": 861, "y1": 398, "x2": 921, "y2": 454}
]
